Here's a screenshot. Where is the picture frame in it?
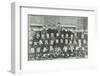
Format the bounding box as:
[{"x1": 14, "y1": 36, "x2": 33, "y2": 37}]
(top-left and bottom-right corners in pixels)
[{"x1": 11, "y1": 2, "x2": 96, "y2": 74}]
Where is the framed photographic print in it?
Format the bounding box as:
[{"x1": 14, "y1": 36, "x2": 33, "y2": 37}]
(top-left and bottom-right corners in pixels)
[{"x1": 11, "y1": 2, "x2": 96, "y2": 74}]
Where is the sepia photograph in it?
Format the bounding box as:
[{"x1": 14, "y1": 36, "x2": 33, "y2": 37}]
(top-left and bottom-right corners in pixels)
[{"x1": 28, "y1": 15, "x2": 88, "y2": 60}]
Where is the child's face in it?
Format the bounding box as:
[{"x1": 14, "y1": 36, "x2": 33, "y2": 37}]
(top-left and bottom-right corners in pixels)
[
  {"x1": 47, "y1": 33, "x2": 49, "y2": 38},
  {"x1": 41, "y1": 34, "x2": 45, "y2": 38},
  {"x1": 56, "y1": 39, "x2": 59, "y2": 43},
  {"x1": 60, "y1": 39, "x2": 63, "y2": 43},
  {"x1": 65, "y1": 39, "x2": 68, "y2": 44},
  {"x1": 83, "y1": 40, "x2": 86, "y2": 44},
  {"x1": 66, "y1": 34, "x2": 68, "y2": 37},
  {"x1": 71, "y1": 34, "x2": 73, "y2": 38},
  {"x1": 69, "y1": 41, "x2": 72, "y2": 44},
  {"x1": 78, "y1": 39, "x2": 81, "y2": 43},
  {"x1": 61, "y1": 34, "x2": 64, "y2": 38},
  {"x1": 56, "y1": 33, "x2": 59, "y2": 37},
  {"x1": 51, "y1": 33, "x2": 54, "y2": 37}
]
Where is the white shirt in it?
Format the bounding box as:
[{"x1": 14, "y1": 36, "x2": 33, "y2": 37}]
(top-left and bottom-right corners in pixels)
[
  {"x1": 60, "y1": 39, "x2": 63, "y2": 43},
  {"x1": 56, "y1": 33, "x2": 59, "y2": 37},
  {"x1": 45, "y1": 40, "x2": 48, "y2": 44},
  {"x1": 37, "y1": 47, "x2": 41, "y2": 53},
  {"x1": 46, "y1": 33, "x2": 49, "y2": 38},
  {"x1": 63, "y1": 46, "x2": 67, "y2": 52},
  {"x1": 39, "y1": 40, "x2": 43, "y2": 45},
  {"x1": 43, "y1": 47, "x2": 47, "y2": 52},
  {"x1": 31, "y1": 48, "x2": 35, "y2": 53},
  {"x1": 51, "y1": 40, "x2": 54, "y2": 44}
]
